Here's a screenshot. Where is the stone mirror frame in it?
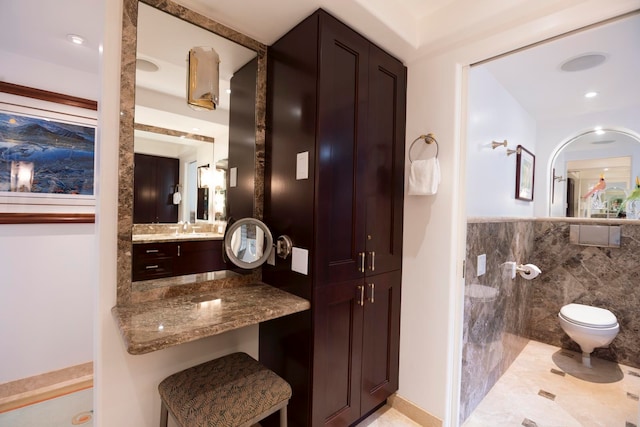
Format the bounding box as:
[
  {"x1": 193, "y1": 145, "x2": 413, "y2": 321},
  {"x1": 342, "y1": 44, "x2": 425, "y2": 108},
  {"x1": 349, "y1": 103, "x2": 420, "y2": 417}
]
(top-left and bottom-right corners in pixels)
[{"x1": 117, "y1": 0, "x2": 267, "y2": 305}]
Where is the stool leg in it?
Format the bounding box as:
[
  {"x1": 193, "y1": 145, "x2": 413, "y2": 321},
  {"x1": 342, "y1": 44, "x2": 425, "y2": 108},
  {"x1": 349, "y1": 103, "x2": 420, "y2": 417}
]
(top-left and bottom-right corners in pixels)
[
  {"x1": 279, "y1": 405, "x2": 287, "y2": 427},
  {"x1": 160, "y1": 401, "x2": 169, "y2": 427}
]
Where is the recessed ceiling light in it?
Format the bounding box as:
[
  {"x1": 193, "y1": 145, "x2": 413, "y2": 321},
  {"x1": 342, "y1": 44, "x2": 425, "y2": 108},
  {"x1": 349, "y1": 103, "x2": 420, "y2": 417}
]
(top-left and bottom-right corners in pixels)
[
  {"x1": 67, "y1": 34, "x2": 85, "y2": 45},
  {"x1": 560, "y1": 53, "x2": 607, "y2": 72},
  {"x1": 584, "y1": 91, "x2": 598, "y2": 98},
  {"x1": 136, "y1": 58, "x2": 159, "y2": 72}
]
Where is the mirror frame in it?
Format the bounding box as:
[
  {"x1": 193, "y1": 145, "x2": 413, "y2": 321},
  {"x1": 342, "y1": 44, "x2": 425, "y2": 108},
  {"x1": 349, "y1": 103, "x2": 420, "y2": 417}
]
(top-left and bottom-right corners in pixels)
[
  {"x1": 117, "y1": 0, "x2": 267, "y2": 305},
  {"x1": 224, "y1": 218, "x2": 274, "y2": 269}
]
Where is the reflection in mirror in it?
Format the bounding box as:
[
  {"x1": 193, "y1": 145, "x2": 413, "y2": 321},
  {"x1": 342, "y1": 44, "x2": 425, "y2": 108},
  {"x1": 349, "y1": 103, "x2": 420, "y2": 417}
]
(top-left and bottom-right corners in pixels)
[
  {"x1": 117, "y1": 0, "x2": 267, "y2": 305},
  {"x1": 551, "y1": 129, "x2": 640, "y2": 218},
  {"x1": 134, "y1": 2, "x2": 256, "y2": 226},
  {"x1": 224, "y1": 218, "x2": 274, "y2": 269}
]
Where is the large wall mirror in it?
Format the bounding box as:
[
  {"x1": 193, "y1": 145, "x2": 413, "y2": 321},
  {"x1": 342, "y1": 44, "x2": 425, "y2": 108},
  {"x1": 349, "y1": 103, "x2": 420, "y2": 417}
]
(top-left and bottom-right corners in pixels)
[
  {"x1": 550, "y1": 129, "x2": 640, "y2": 218},
  {"x1": 117, "y1": 0, "x2": 267, "y2": 304}
]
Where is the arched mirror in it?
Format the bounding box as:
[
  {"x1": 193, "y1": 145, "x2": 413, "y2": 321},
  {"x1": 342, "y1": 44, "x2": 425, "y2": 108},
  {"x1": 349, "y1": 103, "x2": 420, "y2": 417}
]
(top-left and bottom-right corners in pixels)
[
  {"x1": 550, "y1": 129, "x2": 640, "y2": 218},
  {"x1": 116, "y1": 0, "x2": 266, "y2": 304},
  {"x1": 224, "y1": 218, "x2": 273, "y2": 269}
]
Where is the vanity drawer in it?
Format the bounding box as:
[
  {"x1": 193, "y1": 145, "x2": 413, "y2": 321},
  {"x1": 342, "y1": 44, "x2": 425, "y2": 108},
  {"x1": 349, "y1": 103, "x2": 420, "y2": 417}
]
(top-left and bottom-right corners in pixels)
[
  {"x1": 133, "y1": 242, "x2": 179, "y2": 260},
  {"x1": 132, "y1": 256, "x2": 175, "y2": 281}
]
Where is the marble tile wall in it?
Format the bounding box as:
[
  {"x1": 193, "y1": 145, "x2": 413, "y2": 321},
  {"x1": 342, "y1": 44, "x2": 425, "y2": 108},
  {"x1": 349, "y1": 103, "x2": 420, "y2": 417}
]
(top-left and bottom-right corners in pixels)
[
  {"x1": 530, "y1": 220, "x2": 640, "y2": 369},
  {"x1": 461, "y1": 219, "x2": 535, "y2": 423}
]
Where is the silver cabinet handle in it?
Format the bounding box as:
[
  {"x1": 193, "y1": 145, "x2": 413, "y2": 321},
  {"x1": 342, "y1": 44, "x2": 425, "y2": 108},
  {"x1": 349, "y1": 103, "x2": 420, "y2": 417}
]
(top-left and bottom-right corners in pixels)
[
  {"x1": 367, "y1": 283, "x2": 375, "y2": 303},
  {"x1": 369, "y1": 251, "x2": 375, "y2": 271},
  {"x1": 145, "y1": 249, "x2": 159, "y2": 254},
  {"x1": 145, "y1": 264, "x2": 159, "y2": 270},
  {"x1": 177, "y1": 245, "x2": 181, "y2": 257},
  {"x1": 359, "y1": 252, "x2": 365, "y2": 272},
  {"x1": 357, "y1": 285, "x2": 365, "y2": 306}
]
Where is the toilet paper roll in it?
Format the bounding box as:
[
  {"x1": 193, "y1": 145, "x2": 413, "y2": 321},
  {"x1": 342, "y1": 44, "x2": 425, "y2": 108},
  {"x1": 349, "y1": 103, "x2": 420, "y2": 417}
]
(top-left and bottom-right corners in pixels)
[{"x1": 519, "y1": 263, "x2": 541, "y2": 280}]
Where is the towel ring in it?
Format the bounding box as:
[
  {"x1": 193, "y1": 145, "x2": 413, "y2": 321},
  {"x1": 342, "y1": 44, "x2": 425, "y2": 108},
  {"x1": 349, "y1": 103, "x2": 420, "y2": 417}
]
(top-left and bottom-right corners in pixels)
[{"x1": 409, "y1": 133, "x2": 439, "y2": 163}]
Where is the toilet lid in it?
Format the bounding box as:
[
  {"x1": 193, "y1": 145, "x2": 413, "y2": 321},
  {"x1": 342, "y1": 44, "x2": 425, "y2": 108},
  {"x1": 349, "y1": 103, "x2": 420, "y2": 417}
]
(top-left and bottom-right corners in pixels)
[{"x1": 560, "y1": 303, "x2": 618, "y2": 328}]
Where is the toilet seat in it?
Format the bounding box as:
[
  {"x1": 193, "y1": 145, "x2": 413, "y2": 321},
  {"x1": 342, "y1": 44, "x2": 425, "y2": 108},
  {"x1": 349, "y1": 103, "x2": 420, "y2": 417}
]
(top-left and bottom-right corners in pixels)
[{"x1": 560, "y1": 303, "x2": 618, "y2": 329}]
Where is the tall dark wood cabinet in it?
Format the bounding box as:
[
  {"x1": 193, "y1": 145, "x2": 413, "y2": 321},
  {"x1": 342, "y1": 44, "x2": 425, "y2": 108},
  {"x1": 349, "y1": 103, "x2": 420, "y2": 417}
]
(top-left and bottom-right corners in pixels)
[
  {"x1": 227, "y1": 58, "x2": 258, "y2": 220},
  {"x1": 262, "y1": 9, "x2": 406, "y2": 427},
  {"x1": 133, "y1": 153, "x2": 179, "y2": 223}
]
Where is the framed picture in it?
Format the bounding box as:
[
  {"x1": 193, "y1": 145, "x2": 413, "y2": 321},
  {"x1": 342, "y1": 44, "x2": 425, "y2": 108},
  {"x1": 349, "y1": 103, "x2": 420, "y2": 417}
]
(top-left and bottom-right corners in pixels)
[
  {"x1": 0, "y1": 82, "x2": 97, "y2": 223},
  {"x1": 515, "y1": 145, "x2": 535, "y2": 201}
]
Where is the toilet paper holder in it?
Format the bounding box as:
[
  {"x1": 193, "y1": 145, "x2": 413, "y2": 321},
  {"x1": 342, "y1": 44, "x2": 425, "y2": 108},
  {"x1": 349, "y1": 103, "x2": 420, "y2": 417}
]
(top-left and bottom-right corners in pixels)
[{"x1": 503, "y1": 261, "x2": 542, "y2": 280}]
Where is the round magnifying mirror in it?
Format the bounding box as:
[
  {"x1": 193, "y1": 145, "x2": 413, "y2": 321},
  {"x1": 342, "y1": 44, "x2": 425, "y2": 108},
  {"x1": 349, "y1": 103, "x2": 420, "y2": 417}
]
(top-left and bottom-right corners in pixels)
[{"x1": 224, "y1": 218, "x2": 274, "y2": 269}]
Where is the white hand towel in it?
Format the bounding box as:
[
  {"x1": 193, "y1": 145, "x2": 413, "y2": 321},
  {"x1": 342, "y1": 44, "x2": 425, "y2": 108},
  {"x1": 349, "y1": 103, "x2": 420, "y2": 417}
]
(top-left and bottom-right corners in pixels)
[
  {"x1": 173, "y1": 191, "x2": 182, "y2": 204},
  {"x1": 408, "y1": 158, "x2": 440, "y2": 196}
]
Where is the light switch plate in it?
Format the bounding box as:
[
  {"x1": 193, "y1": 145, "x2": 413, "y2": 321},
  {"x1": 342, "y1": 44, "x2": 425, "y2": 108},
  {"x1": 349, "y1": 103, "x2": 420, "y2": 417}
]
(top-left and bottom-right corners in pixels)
[
  {"x1": 296, "y1": 152, "x2": 309, "y2": 180},
  {"x1": 230, "y1": 167, "x2": 237, "y2": 188},
  {"x1": 291, "y1": 247, "x2": 309, "y2": 275},
  {"x1": 477, "y1": 254, "x2": 486, "y2": 276}
]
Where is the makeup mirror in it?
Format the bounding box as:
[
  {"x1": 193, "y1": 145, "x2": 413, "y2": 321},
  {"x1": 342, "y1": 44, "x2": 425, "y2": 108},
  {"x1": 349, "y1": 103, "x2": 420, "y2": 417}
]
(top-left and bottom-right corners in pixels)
[{"x1": 224, "y1": 218, "x2": 273, "y2": 269}]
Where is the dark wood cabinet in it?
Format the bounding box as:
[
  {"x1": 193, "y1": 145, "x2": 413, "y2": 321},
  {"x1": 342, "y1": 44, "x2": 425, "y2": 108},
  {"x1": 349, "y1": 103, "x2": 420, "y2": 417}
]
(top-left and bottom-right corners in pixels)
[
  {"x1": 132, "y1": 239, "x2": 224, "y2": 281},
  {"x1": 227, "y1": 58, "x2": 257, "y2": 220},
  {"x1": 133, "y1": 153, "x2": 179, "y2": 223},
  {"x1": 262, "y1": 9, "x2": 406, "y2": 427}
]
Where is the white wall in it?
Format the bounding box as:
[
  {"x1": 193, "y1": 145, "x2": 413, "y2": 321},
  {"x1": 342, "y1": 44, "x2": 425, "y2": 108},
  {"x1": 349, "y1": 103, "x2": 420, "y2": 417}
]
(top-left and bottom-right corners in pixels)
[
  {"x1": 0, "y1": 224, "x2": 95, "y2": 383},
  {"x1": 96, "y1": 2, "x2": 259, "y2": 426},
  {"x1": 0, "y1": 50, "x2": 99, "y2": 383},
  {"x1": 466, "y1": 67, "x2": 537, "y2": 217},
  {"x1": 399, "y1": 2, "x2": 640, "y2": 425}
]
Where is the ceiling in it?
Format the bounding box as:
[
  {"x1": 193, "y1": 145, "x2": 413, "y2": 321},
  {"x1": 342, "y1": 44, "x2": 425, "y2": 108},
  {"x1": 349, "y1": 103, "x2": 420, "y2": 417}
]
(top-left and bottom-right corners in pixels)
[{"x1": 1, "y1": 1, "x2": 638, "y2": 133}]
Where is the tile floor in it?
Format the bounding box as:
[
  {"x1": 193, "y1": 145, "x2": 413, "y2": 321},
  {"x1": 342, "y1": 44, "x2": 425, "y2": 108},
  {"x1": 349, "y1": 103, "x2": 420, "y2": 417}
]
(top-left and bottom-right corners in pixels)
[
  {"x1": 463, "y1": 340, "x2": 640, "y2": 427},
  {"x1": 356, "y1": 405, "x2": 422, "y2": 426}
]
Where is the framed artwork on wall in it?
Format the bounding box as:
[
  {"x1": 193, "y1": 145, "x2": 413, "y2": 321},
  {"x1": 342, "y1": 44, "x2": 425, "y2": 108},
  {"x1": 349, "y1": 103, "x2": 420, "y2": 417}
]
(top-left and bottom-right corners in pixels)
[
  {"x1": 515, "y1": 145, "x2": 535, "y2": 201},
  {"x1": 0, "y1": 82, "x2": 97, "y2": 223}
]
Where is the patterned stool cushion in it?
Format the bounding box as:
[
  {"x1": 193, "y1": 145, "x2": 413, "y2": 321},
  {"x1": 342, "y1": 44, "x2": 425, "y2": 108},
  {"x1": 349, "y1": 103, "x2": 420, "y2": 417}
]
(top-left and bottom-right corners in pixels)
[{"x1": 158, "y1": 352, "x2": 291, "y2": 427}]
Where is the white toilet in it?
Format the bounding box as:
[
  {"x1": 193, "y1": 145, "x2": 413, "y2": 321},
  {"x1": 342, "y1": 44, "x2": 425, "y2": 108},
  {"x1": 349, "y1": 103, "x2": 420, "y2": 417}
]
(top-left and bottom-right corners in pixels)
[{"x1": 558, "y1": 303, "x2": 619, "y2": 367}]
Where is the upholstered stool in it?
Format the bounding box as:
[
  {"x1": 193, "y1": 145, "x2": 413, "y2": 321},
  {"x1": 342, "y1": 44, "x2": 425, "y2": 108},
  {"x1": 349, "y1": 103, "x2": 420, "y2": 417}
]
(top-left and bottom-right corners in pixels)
[{"x1": 158, "y1": 352, "x2": 291, "y2": 427}]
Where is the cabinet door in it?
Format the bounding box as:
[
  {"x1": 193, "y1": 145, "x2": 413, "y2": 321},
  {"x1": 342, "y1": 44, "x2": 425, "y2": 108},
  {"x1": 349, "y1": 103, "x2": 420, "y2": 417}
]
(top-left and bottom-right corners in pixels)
[
  {"x1": 312, "y1": 281, "x2": 363, "y2": 427},
  {"x1": 133, "y1": 153, "x2": 157, "y2": 223},
  {"x1": 361, "y1": 270, "x2": 401, "y2": 414},
  {"x1": 155, "y1": 156, "x2": 179, "y2": 223},
  {"x1": 133, "y1": 153, "x2": 179, "y2": 223},
  {"x1": 365, "y1": 46, "x2": 406, "y2": 275},
  {"x1": 315, "y1": 12, "x2": 370, "y2": 286},
  {"x1": 177, "y1": 240, "x2": 225, "y2": 275}
]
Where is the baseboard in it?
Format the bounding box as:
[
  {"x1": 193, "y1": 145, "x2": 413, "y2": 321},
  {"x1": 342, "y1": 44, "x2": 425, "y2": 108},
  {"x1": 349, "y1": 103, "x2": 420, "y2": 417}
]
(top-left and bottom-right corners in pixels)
[
  {"x1": 0, "y1": 362, "x2": 93, "y2": 413},
  {"x1": 388, "y1": 393, "x2": 443, "y2": 427}
]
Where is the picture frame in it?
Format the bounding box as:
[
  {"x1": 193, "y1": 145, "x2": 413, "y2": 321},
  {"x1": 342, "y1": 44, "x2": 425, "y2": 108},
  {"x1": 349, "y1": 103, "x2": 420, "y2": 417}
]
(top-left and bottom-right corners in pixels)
[
  {"x1": 0, "y1": 82, "x2": 97, "y2": 223},
  {"x1": 515, "y1": 145, "x2": 535, "y2": 201}
]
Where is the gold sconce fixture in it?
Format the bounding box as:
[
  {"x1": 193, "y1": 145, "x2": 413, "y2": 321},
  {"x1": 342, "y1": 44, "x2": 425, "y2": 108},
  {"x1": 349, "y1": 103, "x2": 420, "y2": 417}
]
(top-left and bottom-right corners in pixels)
[
  {"x1": 187, "y1": 46, "x2": 220, "y2": 111},
  {"x1": 491, "y1": 140, "x2": 507, "y2": 149}
]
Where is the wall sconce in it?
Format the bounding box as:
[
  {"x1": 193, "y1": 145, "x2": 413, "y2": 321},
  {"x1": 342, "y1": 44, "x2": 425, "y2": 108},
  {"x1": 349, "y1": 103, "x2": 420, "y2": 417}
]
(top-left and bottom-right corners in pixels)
[
  {"x1": 197, "y1": 164, "x2": 211, "y2": 188},
  {"x1": 10, "y1": 161, "x2": 34, "y2": 192},
  {"x1": 187, "y1": 46, "x2": 220, "y2": 111}
]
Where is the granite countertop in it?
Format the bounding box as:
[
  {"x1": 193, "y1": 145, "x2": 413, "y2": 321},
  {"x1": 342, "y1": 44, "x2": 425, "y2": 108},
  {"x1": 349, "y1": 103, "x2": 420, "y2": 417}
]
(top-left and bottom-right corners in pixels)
[
  {"x1": 132, "y1": 232, "x2": 224, "y2": 244},
  {"x1": 112, "y1": 283, "x2": 310, "y2": 355}
]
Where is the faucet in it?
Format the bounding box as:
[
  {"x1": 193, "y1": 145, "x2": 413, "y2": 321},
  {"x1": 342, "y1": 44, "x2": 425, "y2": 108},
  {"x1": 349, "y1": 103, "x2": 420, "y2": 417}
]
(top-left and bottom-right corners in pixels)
[{"x1": 181, "y1": 221, "x2": 190, "y2": 232}]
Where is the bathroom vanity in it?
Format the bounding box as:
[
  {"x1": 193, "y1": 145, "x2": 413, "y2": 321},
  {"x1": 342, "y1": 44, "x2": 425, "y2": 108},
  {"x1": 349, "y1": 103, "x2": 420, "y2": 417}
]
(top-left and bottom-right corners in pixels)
[{"x1": 132, "y1": 233, "x2": 225, "y2": 281}]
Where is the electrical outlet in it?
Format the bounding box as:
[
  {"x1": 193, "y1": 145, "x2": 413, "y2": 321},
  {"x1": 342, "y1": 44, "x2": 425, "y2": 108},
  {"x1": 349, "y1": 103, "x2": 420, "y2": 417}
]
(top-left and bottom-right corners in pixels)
[{"x1": 477, "y1": 254, "x2": 486, "y2": 276}]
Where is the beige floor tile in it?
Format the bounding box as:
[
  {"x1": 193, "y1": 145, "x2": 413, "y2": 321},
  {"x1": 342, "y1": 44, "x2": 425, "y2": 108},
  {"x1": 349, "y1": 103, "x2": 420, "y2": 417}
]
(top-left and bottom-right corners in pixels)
[{"x1": 462, "y1": 340, "x2": 640, "y2": 427}]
